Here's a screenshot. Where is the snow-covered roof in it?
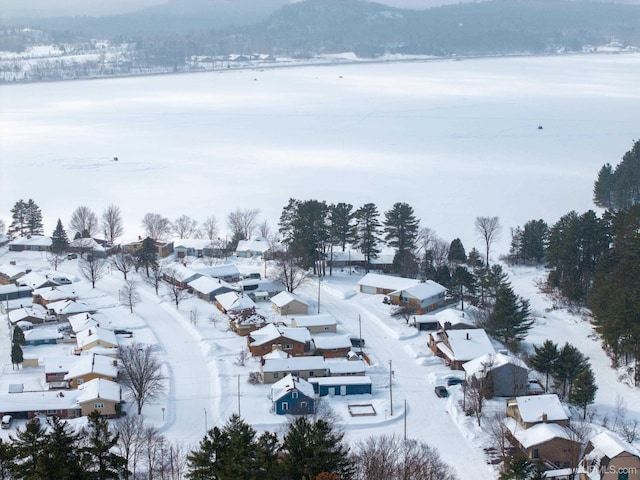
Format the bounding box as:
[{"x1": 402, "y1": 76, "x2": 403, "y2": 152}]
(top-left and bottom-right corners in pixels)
[
  {"x1": 195, "y1": 263, "x2": 240, "y2": 278},
  {"x1": 330, "y1": 250, "x2": 365, "y2": 262},
  {"x1": 505, "y1": 417, "x2": 573, "y2": 448},
  {"x1": 8, "y1": 235, "x2": 52, "y2": 247},
  {"x1": 291, "y1": 314, "x2": 337, "y2": 328},
  {"x1": 435, "y1": 329, "x2": 495, "y2": 362},
  {"x1": 64, "y1": 353, "x2": 118, "y2": 380},
  {"x1": 325, "y1": 358, "x2": 367, "y2": 375},
  {"x1": 215, "y1": 291, "x2": 256, "y2": 311},
  {"x1": 463, "y1": 353, "x2": 528, "y2": 377},
  {"x1": 44, "y1": 356, "x2": 77, "y2": 374},
  {"x1": 239, "y1": 279, "x2": 285, "y2": 294},
  {"x1": 511, "y1": 394, "x2": 568, "y2": 424},
  {"x1": 76, "y1": 378, "x2": 121, "y2": 404},
  {"x1": 0, "y1": 389, "x2": 80, "y2": 412},
  {"x1": 24, "y1": 328, "x2": 62, "y2": 342},
  {"x1": 75, "y1": 327, "x2": 117, "y2": 349},
  {"x1": 271, "y1": 374, "x2": 315, "y2": 401},
  {"x1": 15, "y1": 271, "x2": 50, "y2": 289},
  {"x1": 390, "y1": 280, "x2": 446, "y2": 300},
  {"x1": 0, "y1": 264, "x2": 26, "y2": 278},
  {"x1": 69, "y1": 238, "x2": 105, "y2": 251},
  {"x1": 262, "y1": 356, "x2": 327, "y2": 373},
  {"x1": 236, "y1": 237, "x2": 271, "y2": 253},
  {"x1": 47, "y1": 299, "x2": 95, "y2": 315},
  {"x1": 165, "y1": 264, "x2": 201, "y2": 281},
  {"x1": 188, "y1": 276, "x2": 236, "y2": 295},
  {"x1": 313, "y1": 334, "x2": 352, "y2": 350},
  {"x1": 435, "y1": 308, "x2": 474, "y2": 328},
  {"x1": 67, "y1": 312, "x2": 107, "y2": 333},
  {"x1": 8, "y1": 305, "x2": 48, "y2": 324},
  {"x1": 587, "y1": 431, "x2": 640, "y2": 461},
  {"x1": 309, "y1": 375, "x2": 372, "y2": 386},
  {"x1": 357, "y1": 273, "x2": 420, "y2": 291},
  {"x1": 173, "y1": 239, "x2": 213, "y2": 249},
  {"x1": 263, "y1": 349, "x2": 290, "y2": 361},
  {"x1": 249, "y1": 323, "x2": 310, "y2": 346},
  {"x1": 271, "y1": 291, "x2": 309, "y2": 308},
  {"x1": 32, "y1": 285, "x2": 77, "y2": 301}
]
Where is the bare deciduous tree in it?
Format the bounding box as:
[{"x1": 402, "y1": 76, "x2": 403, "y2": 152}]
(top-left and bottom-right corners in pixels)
[
  {"x1": 102, "y1": 204, "x2": 124, "y2": 243},
  {"x1": 119, "y1": 342, "x2": 167, "y2": 415},
  {"x1": 47, "y1": 251, "x2": 65, "y2": 271},
  {"x1": 257, "y1": 219, "x2": 271, "y2": 238},
  {"x1": 173, "y1": 214, "x2": 198, "y2": 239},
  {"x1": 115, "y1": 414, "x2": 145, "y2": 479},
  {"x1": 271, "y1": 250, "x2": 309, "y2": 293},
  {"x1": 227, "y1": 208, "x2": 260, "y2": 241},
  {"x1": 141, "y1": 213, "x2": 172, "y2": 241},
  {"x1": 475, "y1": 216, "x2": 502, "y2": 266},
  {"x1": 120, "y1": 280, "x2": 141, "y2": 313},
  {"x1": 201, "y1": 215, "x2": 218, "y2": 241},
  {"x1": 0, "y1": 219, "x2": 5, "y2": 235},
  {"x1": 145, "y1": 263, "x2": 164, "y2": 295},
  {"x1": 69, "y1": 205, "x2": 99, "y2": 238},
  {"x1": 79, "y1": 255, "x2": 107, "y2": 288},
  {"x1": 164, "y1": 267, "x2": 190, "y2": 308},
  {"x1": 112, "y1": 253, "x2": 135, "y2": 280}
]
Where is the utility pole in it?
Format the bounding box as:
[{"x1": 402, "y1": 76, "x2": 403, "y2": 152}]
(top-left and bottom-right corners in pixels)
[
  {"x1": 404, "y1": 400, "x2": 407, "y2": 440},
  {"x1": 317, "y1": 272, "x2": 321, "y2": 314},
  {"x1": 358, "y1": 315, "x2": 362, "y2": 354},
  {"x1": 389, "y1": 360, "x2": 393, "y2": 416},
  {"x1": 237, "y1": 374, "x2": 241, "y2": 416},
  {"x1": 204, "y1": 408, "x2": 208, "y2": 433}
]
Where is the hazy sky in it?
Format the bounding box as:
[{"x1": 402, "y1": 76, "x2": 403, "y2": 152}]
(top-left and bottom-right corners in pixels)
[{"x1": 0, "y1": 0, "x2": 485, "y2": 19}]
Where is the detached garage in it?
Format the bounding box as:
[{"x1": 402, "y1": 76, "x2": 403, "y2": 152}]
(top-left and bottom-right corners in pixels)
[{"x1": 309, "y1": 376, "x2": 372, "y2": 397}]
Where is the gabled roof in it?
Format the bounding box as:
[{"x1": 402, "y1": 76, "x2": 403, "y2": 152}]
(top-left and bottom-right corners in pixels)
[
  {"x1": 239, "y1": 279, "x2": 285, "y2": 294},
  {"x1": 195, "y1": 263, "x2": 240, "y2": 278},
  {"x1": 262, "y1": 356, "x2": 327, "y2": 373},
  {"x1": 165, "y1": 264, "x2": 201, "y2": 282},
  {"x1": 263, "y1": 349, "x2": 290, "y2": 361},
  {"x1": 271, "y1": 291, "x2": 309, "y2": 308},
  {"x1": 8, "y1": 305, "x2": 48, "y2": 324},
  {"x1": 463, "y1": 353, "x2": 528, "y2": 377},
  {"x1": 291, "y1": 314, "x2": 337, "y2": 328},
  {"x1": 44, "y1": 356, "x2": 77, "y2": 374},
  {"x1": 8, "y1": 235, "x2": 52, "y2": 247},
  {"x1": 64, "y1": 353, "x2": 118, "y2": 380},
  {"x1": 24, "y1": 328, "x2": 62, "y2": 342},
  {"x1": 69, "y1": 238, "x2": 105, "y2": 251},
  {"x1": 325, "y1": 358, "x2": 367, "y2": 375},
  {"x1": 587, "y1": 431, "x2": 640, "y2": 461},
  {"x1": 271, "y1": 374, "x2": 315, "y2": 401},
  {"x1": 357, "y1": 273, "x2": 420, "y2": 291},
  {"x1": 76, "y1": 378, "x2": 121, "y2": 404},
  {"x1": 0, "y1": 264, "x2": 27, "y2": 278},
  {"x1": 173, "y1": 239, "x2": 213, "y2": 250},
  {"x1": 48, "y1": 300, "x2": 95, "y2": 316},
  {"x1": 32, "y1": 285, "x2": 77, "y2": 302},
  {"x1": 76, "y1": 327, "x2": 117, "y2": 349},
  {"x1": 504, "y1": 417, "x2": 573, "y2": 448},
  {"x1": 188, "y1": 276, "x2": 236, "y2": 295},
  {"x1": 215, "y1": 291, "x2": 256, "y2": 311},
  {"x1": 435, "y1": 329, "x2": 495, "y2": 362},
  {"x1": 68, "y1": 312, "x2": 107, "y2": 333},
  {"x1": 390, "y1": 280, "x2": 447, "y2": 300},
  {"x1": 236, "y1": 237, "x2": 271, "y2": 253},
  {"x1": 16, "y1": 272, "x2": 52, "y2": 289},
  {"x1": 249, "y1": 324, "x2": 310, "y2": 346},
  {"x1": 511, "y1": 394, "x2": 568, "y2": 424}
]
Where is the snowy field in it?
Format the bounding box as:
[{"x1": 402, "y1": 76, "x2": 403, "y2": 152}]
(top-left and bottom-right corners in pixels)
[{"x1": 1, "y1": 53, "x2": 640, "y2": 252}]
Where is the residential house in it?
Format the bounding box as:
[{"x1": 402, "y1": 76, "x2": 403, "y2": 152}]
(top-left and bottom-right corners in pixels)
[
  {"x1": 312, "y1": 334, "x2": 352, "y2": 358},
  {"x1": 195, "y1": 264, "x2": 241, "y2": 283},
  {"x1": 24, "y1": 328, "x2": 62, "y2": 346},
  {"x1": 580, "y1": 431, "x2": 640, "y2": 480},
  {"x1": 0, "y1": 389, "x2": 81, "y2": 420},
  {"x1": 291, "y1": 314, "x2": 338, "y2": 334},
  {"x1": 387, "y1": 280, "x2": 447, "y2": 314},
  {"x1": 309, "y1": 376, "x2": 373, "y2": 397},
  {"x1": 428, "y1": 328, "x2": 496, "y2": 370},
  {"x1": 16, "y1": 272, "x2": 58, "y2": 290},
  {"x1": 436, "y1": 308, "x2": 476, "y2": 330},
  {"x1": 506, "y1": 394, "x2": 570, "y2": 428},
  {"x1": 463, "y1": 353, "x2": 529, "y2": 397},
  {"x1": 248, "y1": 324, "x2": 311, "y2": 357},
  {"x1": 67, "y1": 312, "x2": 111, "y2": 334},
  {"x1": 357, "y1": 273, "x2": 419, "y2": 295},
  {"x1": 162, "y1": 264, "x2": 202, "y2": 289},
  {"x1": 8, "y1": 235, "x2": 52, "y2": 252},
  {"x1": 8, "y1": 305, "x2": 50, "y2": 325},
  {"x1": 47, "y1": 300, "x2": 96, "y2": 320},
  {"x1": 239, "y1": 279, "x2": 285, "y2": 298},
  {"x1": 77, "y1": 378, "x2": 121, "y2": 417},
  {"x1": 325, "y1": 358, "x2": 367, "y2": 377},
  {"x1": 215, "y1": 291, "x2": 256, "y2": 314},
  {"x1": 0, "y1": 264, "x2": 27, "y2": 285},
  {"x1": 271, "y1": 291, "x2": 309, "y2": 316},
  {"x1": 44, "y1": 356, "x2": 77, "y2": 388},
  {"x1": 326, "y1": 250, "x2": 366, "y2": 270},
  {"x1": 122, "y1": 238, "x2": 173, "y2": 258},
  {"x1": 188, "y1": 276, "x2": 236, "y2": 302},
  {"x1": 228, "y1": 308, "x2": 268, "y2": 336},
  {"x1": 261, "y1": 355, "x2": 329, "y2": 384},
  {"x1": 271, "y1": 374, "x2": 316, "y2": 415},
  {"x1": 235, "y1": 237, "x2": 272, "y2": 258},
  {"x1": 32, "y1": 286, "x2": 77, "y2": 306},
  {"x1": 68, "y1": 238, "x2": 109, "y2": 258},
  {"x1": 368, "y1": 253, "x2": 395, "y2": 273},
  {"x1": 0, "y1": 284, "x2": 34, "y2": 303},
  {"x1": 173, "y1": 239, "x2": 214, "y2": 259},
  {"x1": 64, "y1": 353, "x2": 119, "y2": 388},
  {"x1": 75, "y1": 327, "x2": 118, "y2": 352}
]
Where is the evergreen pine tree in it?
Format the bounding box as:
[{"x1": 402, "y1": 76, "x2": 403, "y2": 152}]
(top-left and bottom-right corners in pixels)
[
  {"x1": 0, "y1": 438, "x2": 14, "y2": 480},
  {"x1": 280, "y1": 417, "x2": 355, "y2": 480},
  {"x1": 354, "y1": 203, "x2": 382, "y2": 273},
  {"x1": 384, "y1": 202, "x2": 420, "y2": 277},
  {"x1": 529, "y1": 340, "x2": 559, "y2": 391},
  {"x1": 448, "y1": 265, "x2": 476, "y2": 311},
  {"x1": 9, "y1": 418, "x2": 48, "y2": 479},
  {"x1": 570, "y1": 366, "x2": 598, "y2": 419},
  {"x1": 553, "y1": 343, "x2": 588, "y2": 398},
  {"x1": 12, "y1": 325, "x2": 25, "y2": 346},
  {"x1": 81, "y1": 410, "x2": 128, "y2": 480},
  {"x1": 498, "y1": 451, "x2": 534, "y2": 480},
  {"x1": 328, "y1": 202, "x2": 357, "y2": 252},
  {"x1": 51, "y1": 218, "x2": 70, "y2": 254},
  {"x1": 41, "y1": 416, "x2": 84, "y2": 480},
  {"x1": 7, "y1": 199, "x2": 28, "y2": 239},
  {"x1": 25, "y1": 199, "x2": 44, "y2": 236},
  {"x1": 11, "y1": 342, "x2": 23, "y2": 370},
  {"x1": 486, "y1": 284, "x2": 533, "y2": 348},
  {"x1": 134, "y1": 237, "x2": 159, "y2": 277},
  {"x1": 448, "y1": 238, "x2": 467, "y2": 264}
]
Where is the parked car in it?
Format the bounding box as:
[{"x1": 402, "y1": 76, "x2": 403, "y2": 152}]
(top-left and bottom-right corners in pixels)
[
  {"x1": 527, "y1": 380, "x2": 545, "y2": 395},
  {"x1": 447, "y1": 377, "x2": 465, "y2": 386},
  {"x1": 1, "y1": 415, "x2": 13, "y2": 429},
  {"x1": 114, "y1": 329, "x2": 133, "y2": 336},
  {"x1": 350, "y1": 337, "x2": 365, "y2": 348},
  {"x1": 67, "y1": 253, "x2": 78, "y2": 260},
  {"x1": 434, "y1": 386, "x2": 448, "y2": 398}
]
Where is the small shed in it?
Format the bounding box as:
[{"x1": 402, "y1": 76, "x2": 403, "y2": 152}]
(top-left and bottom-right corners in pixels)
[
  {"x1": 271, "y1": 291, "x2": 309, "y2": 316},
  {"x1": 309, "y1": 375, "x2": 372, "y2": 397}
]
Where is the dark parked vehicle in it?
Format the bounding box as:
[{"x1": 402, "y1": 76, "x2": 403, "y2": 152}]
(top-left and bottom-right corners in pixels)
[
  {"x1": 350, "y1": 337, "x2": 365, "y2": 348},
  {"x1": 114, "y1": 329, "x2": 133, "y2": 336},
  {"x1": 434, "y1": 386, "x2": 449, "y2": 398},
  {"x1": 447, "y1": 377, "x2": 465, "y2": 386},
  {"x1": 67, "y1": 253, "x2": 78, "y2": 260}
]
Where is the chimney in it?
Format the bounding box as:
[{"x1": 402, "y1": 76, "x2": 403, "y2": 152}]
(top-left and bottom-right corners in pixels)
[{"x1": 542, "y1": 413, "x2": 548, "y2": 423}]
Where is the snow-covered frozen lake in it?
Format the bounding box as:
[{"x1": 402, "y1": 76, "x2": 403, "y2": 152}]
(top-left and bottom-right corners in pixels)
[{"x1": 1, "y1": 53, "x2": 639, "y2": 252}]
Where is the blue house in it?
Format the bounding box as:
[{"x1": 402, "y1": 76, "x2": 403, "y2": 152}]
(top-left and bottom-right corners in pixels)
[
  {"x1": 309, "y1": 376, "x2": 373, "y2": 397},
  {"x1": 271, "y1": 374, "x2": 316, "y2": 415}
]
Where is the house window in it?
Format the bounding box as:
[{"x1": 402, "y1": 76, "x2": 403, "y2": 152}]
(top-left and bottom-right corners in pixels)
[
  {"x1": 282, "y1": 402, "x2": 289, "y2": 411},
  {"x1": 300, "y1": 401, "x2": 307, "y2": 409},
  {"x1": 292, "y1": 392, "x2": 298, "y2": 399},
  {"x1": 273, "y1": 372, "x2": 279, "y2": 378},
  {"x1": 284, "y1": 344, "x2": 293, "y2": 350},
  {"x1": 533, "y1": 449, "x2": 539, "y2": 459},
  {"x1": 309, "y1": 371, "x2": 315, "y2": 377},
  {"x1": 94, "y1": 402, "x2": 105, "y2": 409},
  {"x1": 77, "y1": 378, "x2": 84, "y2": 385},
  {"x1": 47, "y1": 410, "x2": 58, "y2": 414}
]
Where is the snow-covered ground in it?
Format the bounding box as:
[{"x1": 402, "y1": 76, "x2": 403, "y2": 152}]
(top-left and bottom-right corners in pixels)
[
  {"x1": 1, "y1": 53, "x2": 640, "y2": 253},
  {"x1": 1, "y1": 249, "x2": 639, "y2": 479}
]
